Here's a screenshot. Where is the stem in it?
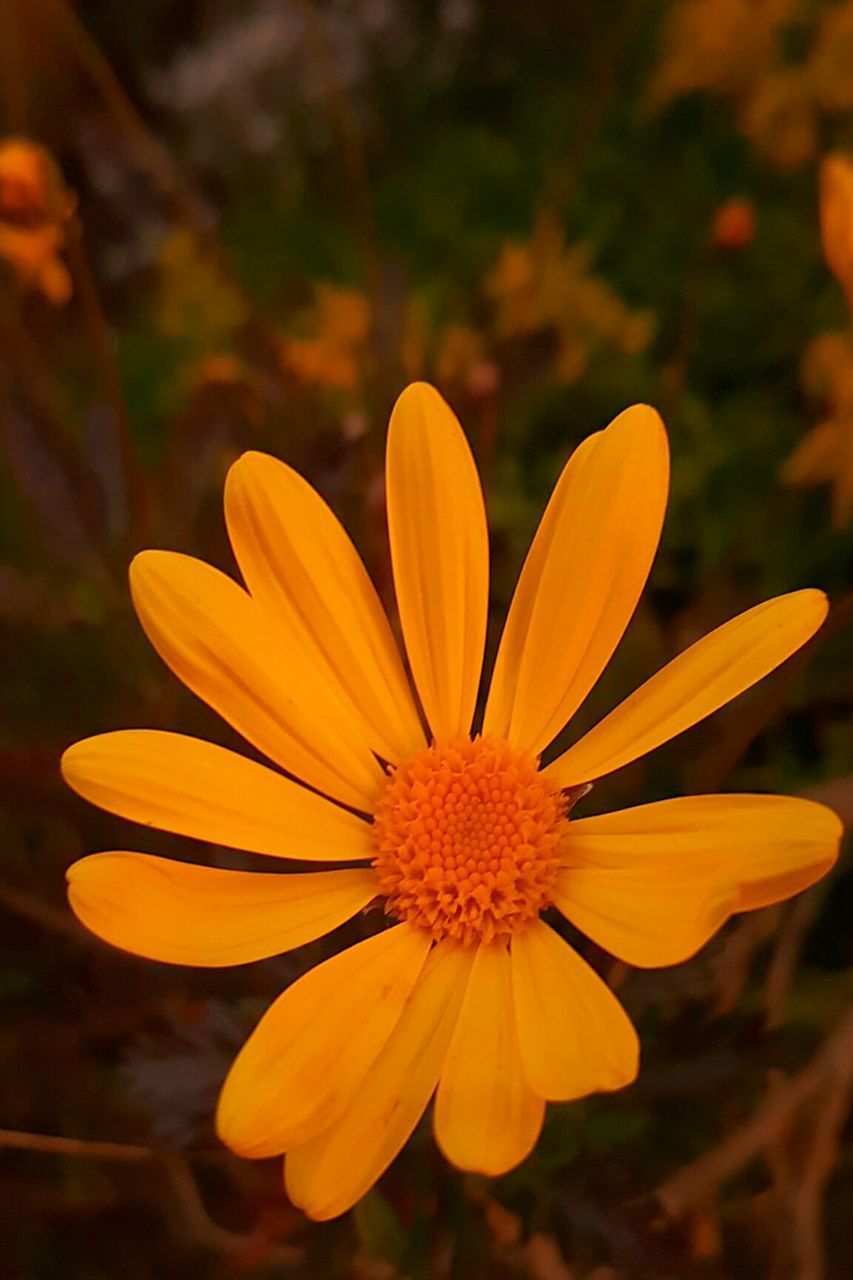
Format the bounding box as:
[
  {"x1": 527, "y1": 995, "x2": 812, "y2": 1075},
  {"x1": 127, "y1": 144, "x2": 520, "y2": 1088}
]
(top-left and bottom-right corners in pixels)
[
  {"x1": 65, "y1": 214, "x2": 149, "y2": 547},
  {"x1": 0, "y1": 877, "x2": 88, "y2": 942},
  {"x1": 37, "y1": 0, "x2": 279, "y2": 343},
  {"x1": 0, "y1": 1128, "x2": 156, "y2": 1161},
  {"x1": 36, "y1": 0, "x2": 210, "y2": 240},
  {"x1": 294, "y1": 0, "x2": 381, "y2": 288},
  {"x1": 657, "y1": 1000, "x2": 853, "y2": 1218},
  {"x1": 0, "y1": 299, "x2": 108, "y2": 553},
  {"x1": 0, "y1": 1130, "x2": 303, "y2": 1264}
]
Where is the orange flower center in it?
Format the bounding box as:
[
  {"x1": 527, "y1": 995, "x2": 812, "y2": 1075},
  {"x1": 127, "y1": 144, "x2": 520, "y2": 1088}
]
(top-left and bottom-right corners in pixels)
[{"x1": 371, "y1": 737, "x2": 569, "y2": 946}]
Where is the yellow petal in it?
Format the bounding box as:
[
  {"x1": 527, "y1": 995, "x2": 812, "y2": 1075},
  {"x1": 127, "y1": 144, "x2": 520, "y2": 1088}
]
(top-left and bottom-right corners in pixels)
[
  {"x1": 560, "y1": 794, "x2": 841, "y2": 918},
  {"x1": 130, "y1": 550, "x2": 385, "y2": 810},
  {"x1": 216, "y1": 923, "x2": 431, "y2": 1158},
  {"x1": 434, "y1": 941, "x2": 544, "y2": 1175},
  {"x1": 511, "y1": 920, "x2": 638, "y2": 1101},
  {"x1": 66, "y1": 853, "x2": 377, "y2": 966},
  {"x1": 483, "y1": 431, "x2": 600, "y2": 741},
  {"x1": 554, "y1": 860, "x2": 737, "y2": 969},
  {"x1": 61, "y1": 731, "x2": 373, "y2": 862},
  {"x1": 484, "y1": 406, "x2": 669, "y2": 756},
  {"x1": 735, "y1": 795, "x2": 842, "y2": 909},
  {"x1": 386, "y1": 383, "x2": 489, "y2": 741},
  {"x1": 225, "y1": 451, "x2": 424, "y2": 762},
  {"x1": 546, "y1": 590, "x2": 829, "y2": 789},
  {"x1": 284, "y1": 939, "x2": 474, "y2": 1221}
]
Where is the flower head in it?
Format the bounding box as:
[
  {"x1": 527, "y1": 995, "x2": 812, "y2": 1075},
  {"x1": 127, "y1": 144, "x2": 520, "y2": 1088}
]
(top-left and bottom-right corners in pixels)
[
  {"x1": 63, "y1": 383, "x2": 841, "y2": 1220},
  {"x1": 372, "y1": 736, "x2": 570, "y2": 946}
]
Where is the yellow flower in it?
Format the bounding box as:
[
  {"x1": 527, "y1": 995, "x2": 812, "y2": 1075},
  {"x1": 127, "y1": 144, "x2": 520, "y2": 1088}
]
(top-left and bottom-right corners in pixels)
[
  {"x1": 819, "y1": 153, "x2": 853, "y2": 306},
  {"x1": 809, "y1": 3, "x2": 853, "y2": 113},
  {"x1": 783, "y1": 414, "x2": 853, "y2": 527},
  {"x1": 648, "y1": 0, "x2": 784, "y2": 112},
  {"x1": 486, "y1": 218, "x2": 654, "y2": 383},
  {"x1": 0, "y1": 137, "x2": 75, "y2": 304},
  {"x1": 62, "y1": 383, "x2": 841, "y2": 1220},
  {"x1": 434, "y1": 323, "x2": 486, "y2": 386},
  {"x1": 785, "y1": 331, "x2": 853, "y2": 526},
  {"x1": 281, "y1": 284, "x2": 371, "y2": 391},
  {"x1": 740, "y1": 70, "x2": 816, "y2": 172},
  {"x1": 157, "y1": 227, "x2": 248, "y2": 348}
]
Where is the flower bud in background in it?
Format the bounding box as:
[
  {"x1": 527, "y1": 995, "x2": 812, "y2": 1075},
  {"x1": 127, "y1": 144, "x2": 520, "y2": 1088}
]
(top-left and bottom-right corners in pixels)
[
  {"x1": 465, "y1": 359, "x2": 501, "y2": 400},
  {"x1": 711, "y1": 197, "x2": 756, "y2": 251},
  {"x1": 0, "y1": 137, "x2": 75, "y2": 305}
]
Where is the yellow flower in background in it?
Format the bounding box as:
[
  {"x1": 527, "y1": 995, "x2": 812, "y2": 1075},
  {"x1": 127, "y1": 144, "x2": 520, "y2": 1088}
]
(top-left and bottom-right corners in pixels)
[
  {"x1": 809, "y1": 3, "x2": 853, "y2": 113},
  {"x1": 282, "y1": 284, "x2": 371, "y2": 390},
  {"x1": 434, "y1": 323, "x2": 486, "y2": 386},
  {"x1": 0, "y1": 137, "x2": 75, "y2": 305},
  {"x1": 819, "y1": 153, "x2": 853, "y2": 307},
  {"x1": 741, "y1": 70, "x2": 816, "y2": 172},
  {"x1": 783, "y1": 415, "x2": 853, "y2": 526},
  {"x1": 783, "y1": 158, "x2": 853, "y2": 526},
  {"x1": 157, "y1": 227, "x2": 248, "y2": 348},
  {"x1": 62, "y1": 384, "x2": 841, "y2": 1220},
  {"x1": 649, "y1": 0, "x2": 853, "y2": 171},
  {"x1": 649, "y1": 0, "x2": 782, "y2": 110},
  {"x1": 186, "y1": 352, "x2": 249, "y2": 392},
  {"x1": 785, "y1": 333, "x2": 853, "y2": 527},
  {"x1": 487, "y1": 216, "x2": 653, "y2": 384}
]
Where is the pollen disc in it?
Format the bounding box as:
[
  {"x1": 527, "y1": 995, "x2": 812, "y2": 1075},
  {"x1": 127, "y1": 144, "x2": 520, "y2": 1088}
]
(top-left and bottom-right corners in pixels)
[{"x1": 372, "y1": 737, "x2": 569, "y2": 946}]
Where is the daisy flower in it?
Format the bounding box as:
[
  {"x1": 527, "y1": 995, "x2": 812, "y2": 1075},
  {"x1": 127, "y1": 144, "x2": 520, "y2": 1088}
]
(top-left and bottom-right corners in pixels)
[{"x1": 63, "y1": 383, "x2": 841, "y2": 1220}]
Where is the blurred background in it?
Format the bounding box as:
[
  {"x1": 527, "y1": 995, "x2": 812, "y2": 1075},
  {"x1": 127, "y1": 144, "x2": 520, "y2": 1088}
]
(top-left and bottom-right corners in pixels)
[{"x1": 1, "y1": 1, "x2": 852, "y2": 1277}]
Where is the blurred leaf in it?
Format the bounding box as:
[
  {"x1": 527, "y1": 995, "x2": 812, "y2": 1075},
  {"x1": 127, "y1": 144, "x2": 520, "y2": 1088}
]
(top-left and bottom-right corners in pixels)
[{"x1": 353, "y1": 1187, "x2": 407, "y2": 1271}]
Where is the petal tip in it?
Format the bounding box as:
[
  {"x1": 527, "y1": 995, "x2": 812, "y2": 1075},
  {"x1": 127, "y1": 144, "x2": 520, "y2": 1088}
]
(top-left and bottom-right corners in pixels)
[
  {"x1": 128, "y1": 548, "x2": 171, "y2": 593},
  {"x1": 390, "y1": 380, "x2": 452, "y2": 426},
  {"x1": 65, "y1": 850, "x2": 117, "y2": 888},
  {"x1": 59, "y1": 740, "x2": 83, "y2": 784},
  {"x1": 213, "y1": 1095, "x2": 260, "y2": 1161},
  {"x1": 609, "y1": 401, "x2": 667, "y2": 438},
  {"x1": 283, "y1": 1159, "x2": 332, "y2": 1219},
  {"x1": 780, "y1": 587, "x2": 830, "y2": 643},
  {"x1": 397, "y1": 378, "x2": 442, "y2": 400},
  {"x1": 65, "y1": 858, "x2": 103, "y2": 924},
  {"x1": 611, "y1": 1034, "x2": 641, "y2": 1091},
  {"x1": 596, "y1": 403, "x2": 669, "y2": 498},
  {"x1": 65, "y1": 856, "x2": 85, "y2": 886},
  {"x1": 804, "y1": 586, "x2": 830, "y2": 620},
  {"x1": 815, "y1": 799, "x2": 845, "y2": 841},
  {"x1": 129, "y1": 548, "x2": 157, "y2": 573},
  {"x1": 224, "y1": 448, "x2": 277, "y2": 490},
  {"x1": 797, "y1": 793, "x2": 845, "y2": 840}
]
